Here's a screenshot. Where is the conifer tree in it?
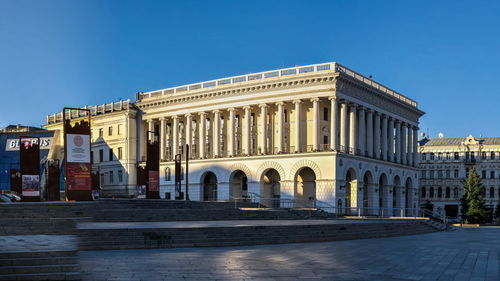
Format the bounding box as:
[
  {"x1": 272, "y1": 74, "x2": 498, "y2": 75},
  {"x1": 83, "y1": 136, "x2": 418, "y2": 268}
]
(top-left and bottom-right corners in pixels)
[{"x1": 461, "y1": 167, "x2": 490, "y2": 224}]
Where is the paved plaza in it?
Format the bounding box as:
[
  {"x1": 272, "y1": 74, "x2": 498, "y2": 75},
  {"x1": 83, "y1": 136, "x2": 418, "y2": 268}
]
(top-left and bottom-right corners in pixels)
[{"x1": 79, "y1": 227, "x2": 500, "y2": 281}]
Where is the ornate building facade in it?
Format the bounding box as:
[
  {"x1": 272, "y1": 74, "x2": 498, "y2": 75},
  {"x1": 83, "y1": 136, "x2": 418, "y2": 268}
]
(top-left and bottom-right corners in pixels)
[
  {"x1": 45, "y1": 62, "x2": 424, "y2": 214},
  {"x1": 419, "y1": 135, "x2": 500, "y2": 219}
]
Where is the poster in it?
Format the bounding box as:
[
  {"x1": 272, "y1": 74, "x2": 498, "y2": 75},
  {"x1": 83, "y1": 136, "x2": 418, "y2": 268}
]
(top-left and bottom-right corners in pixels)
[
  {"x1": 66, "y1": 134, "x2": 90, "y2": 163},
  {"x1": 136, "y1": 186, "x2": 146, "y2": 199},
  {"x1": 148, "y1": 171, "x2": 159, "y2": 192},
  {"x1": 22, "y1": 175, "x2": 40, "y2": 196},
  {"x1": 67, "y1": 162, "x2": 92, "y2": 190}
]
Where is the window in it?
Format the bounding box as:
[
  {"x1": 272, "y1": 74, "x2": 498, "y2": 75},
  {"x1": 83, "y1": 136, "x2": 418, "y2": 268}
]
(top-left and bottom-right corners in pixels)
[
  {"x1": 165, "y1": 167, "x2": 171, "y2": 181},
  {"x1": 118, "y1": 170, "x2": 123, "y2": 183},
  {"x1": 100, "y1": 173, "x2": 104, "y2": 185},
  {"x1": 430, "y1": 187, "x2": 435, "y2": 198},
  {"x1": 454, "y1": 169, "x2": 459, "y2": 178},
  {"x1": 118, "y1": 147, "x2": 122, "y2": 160},
  {"x1": 446, "y1": 153, "x2": 451, "y2": 160},
  {"x1": 491, "y1": 171, "x2": 495, "y2": 179},
  {"x1": 109, "y1": 148, "x2": 113, "y2": 161},
  {"x1": 482, "y1": 151, "x2": 486, "y2": 160},
  {"x1": 430, "y1": 153, "x2": 435, "y2": 160},
  {"x1": 323, "y1": 107, "x2": 328, "y2": 121},
  {"x1": 323, "y1": 135, "x2": 328, "y2": 145},
  {"x1": 491, "y1": 152, "x2": 496, "y2": 160},
  {"x1": 445, "y1": 187, "x2": 450, "y2": 198},
  {"x1": 421, "y1": 170, "x2": 426, "y2": 178},
  {"x1": 91, "y1": 151, "x2": 94, "y2": 164},
  {"x1": 99, "y1": 128, "x2": 103, "y2": 138},
  {"x1": 454, "y1": 152, "x2": 459, "y2": 160},
  {"x1": 445, "y1": 170, "x2": 451, "y2": 178},
  {"x1": 437, "y1": 153, "x2": 442, "y2": 160},
  {"x1": 421, "y1": 187, "x2": 426, "y2": 198},
  {"x1": 108, "y1": 126, "x2": 113, "y2": 136},
  {"x1": 429, "y1": 170, "x2": 434, "y2": 179},
  {"x1": 118, "y1": 124, "x2": 122, "y2": 135},
  {"x1": 284, "y1": 110, "x2": 288, "y2": 122},
  {"x1": 471, "y1": 152, "x2": 475, "y2": 160},
  {"x1": 453, "y1": 187, "x2": 459, "y2": 198},
  {"x1": 109, "y1": 171, "x2": 114, "y2": 184},
  {"x1": 422, "y1": 153, "x2": 427, "y2": 160},
  {"x1": 437, "y1": 187, "x2": 442, "y2": 198},
  {"x1": 438, "y1": 170, "x2": 443, "y2": 179},
  {"x1": 99, "y1": 149, "x2": 103, "y2": 162},
  {"x1": 482, "y1": 170, "x2": 486, "y2": 179},
  {"x1": 482, "y1": 187, "x2": 486, "y2": 197},
  {"x1": 490, "y1": 186, "x2": 495, "y2": 198}
]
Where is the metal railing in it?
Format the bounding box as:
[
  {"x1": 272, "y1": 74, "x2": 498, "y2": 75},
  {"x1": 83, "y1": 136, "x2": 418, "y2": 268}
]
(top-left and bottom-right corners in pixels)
[{"x1": 138, "y1": 62, "x2": 418, "y2": 107}]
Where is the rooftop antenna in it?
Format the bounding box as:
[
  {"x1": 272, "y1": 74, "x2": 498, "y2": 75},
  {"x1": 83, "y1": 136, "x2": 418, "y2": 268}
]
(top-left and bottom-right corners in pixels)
[{"x1": 438, "y1": 133, "x2": 444, "y2": 139}]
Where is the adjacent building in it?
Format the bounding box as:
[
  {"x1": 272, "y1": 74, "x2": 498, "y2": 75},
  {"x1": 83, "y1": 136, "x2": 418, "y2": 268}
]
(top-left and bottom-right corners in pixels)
[{"x1": 419, "y1": 134, "x2": 500, "y2": 218}]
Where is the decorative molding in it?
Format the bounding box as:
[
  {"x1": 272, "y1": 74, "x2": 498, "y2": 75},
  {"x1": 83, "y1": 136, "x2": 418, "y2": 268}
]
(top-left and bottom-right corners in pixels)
[
  {"x1": 256, "y1": 161, "x2": 286, "y2": 181},
  {"x1": 289, "y1": 159, "x2": 322, "y2": 180}
]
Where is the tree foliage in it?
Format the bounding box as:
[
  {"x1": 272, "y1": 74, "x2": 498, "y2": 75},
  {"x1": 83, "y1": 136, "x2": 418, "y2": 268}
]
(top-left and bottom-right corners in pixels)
[{"x1": 461, "y1": 167, "x2": 490, "y2": 224}]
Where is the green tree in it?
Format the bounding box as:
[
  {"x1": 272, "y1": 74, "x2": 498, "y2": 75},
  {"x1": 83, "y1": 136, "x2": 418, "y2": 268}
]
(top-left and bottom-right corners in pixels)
[
  {"x1": 494, "y1": 203, "x2": 500, "y2": 225},
  {"x1": 461, "y1": 167, "x2": 490, "y2": 224}
]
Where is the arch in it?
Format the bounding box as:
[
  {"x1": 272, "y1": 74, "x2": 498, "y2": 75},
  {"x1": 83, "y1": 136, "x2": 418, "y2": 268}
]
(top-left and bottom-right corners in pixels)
[
  {"x1": 378, "y1": 173, "x2": 388, "y2": 214},
  {"x1": 201, "y1": 171, "x2": 218, "y2": 201},
  {"x1": 345, "y1": 168, "x2": 357, "y2": 213},
  {"x1": 256, "y1": 161, "x2": 286, "y2": 182},
  {"x1": 229, "y1": 170, "x2": 248, "y2": 200},
  {"x1": 261, "y1": 169, "x2": 281, "y2": 208},
  {"x1": 295, "y1": 167, "x2": 317, "y2": 208},
  {"x1": 405, "y1": 177, "x2": 413, "y2": 216},
  {"x1": 362, "y1": 171, "x2": 374, "y2": 214},
  {"x1": 228, "y1": 163, "x2": 253, "y2": 182},
  {"x1": 290, "y1": 159, "x2": 322, "y2": 180}
]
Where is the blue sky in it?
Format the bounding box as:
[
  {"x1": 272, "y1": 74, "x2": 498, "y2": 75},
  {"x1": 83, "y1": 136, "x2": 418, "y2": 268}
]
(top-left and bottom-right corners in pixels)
[{"x1": 1, "y1": 0, "x2": 499, "y2": 138}]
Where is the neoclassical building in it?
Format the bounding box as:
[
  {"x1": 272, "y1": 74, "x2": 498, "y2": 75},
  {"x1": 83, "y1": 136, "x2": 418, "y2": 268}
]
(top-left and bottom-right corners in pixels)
[
  {"x1": 135, "y1": 62, "x2": 424, "y2": 214},
  {"x1": 419, "y1": 134, "x2": 500, "y2": 218}
]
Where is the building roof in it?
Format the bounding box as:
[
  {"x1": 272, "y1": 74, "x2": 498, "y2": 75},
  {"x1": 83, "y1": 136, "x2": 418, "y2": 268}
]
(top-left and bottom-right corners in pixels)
[
  {"x1": 420, "y1": 135, "x2": 500, "y2": 147},
  {"x1": 0, "y1": 124, "x2": 46, "y2": 134}
]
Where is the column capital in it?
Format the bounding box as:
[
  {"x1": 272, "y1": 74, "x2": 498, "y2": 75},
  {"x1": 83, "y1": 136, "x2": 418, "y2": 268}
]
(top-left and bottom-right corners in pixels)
[
  {"x1": 243, "y1": 105, "x2": 251, "y2": 110},
  {"x1": 357, "y1": 105, "x2": 366, "y2": 111},
  {"x1": 227, "y1": 107, "x2": 235, "y2": 112},
  {"x1": 406, "y1": 123, "x2": 412, "y2": 128},
  {"x1": 198, "y1": 112, "x2": 207, "y2": 117},
  {"x1": 171, "y1": 115, "x2": 179, "y2": 120},
  {"x1": 328, "y1": 96, "x2": 337, "y2": 101},
  {"x1": 349, "y1": 102, "x2": 357, "y2": 109},
  {"x1": 275, "y1": 101, "x2": 285, "y2": 106},
  {"x1": 259, "y1": 103, "x2": 267, "y2": 108},
  {"x1": 212, "y1": 109, "x2": 221, "y2": 114},
  {"x1": 310, "y1": 97, "x2": 320, "y2": 102},
  {"x1": 413, "y1": 126, "x2": 419, "y2": 131},
  {"x1": 292, "y1": 99, "x2": 302, "y2": 104},
  {"x1": 159, "y1": 117, "x2": 167, "y2": 121},
  {"x1": 184, "y1": 113, "x2": 192, "y2": 118},
  {"x1": 388, "y1": 116, "x2": 394, "y2": 121}
]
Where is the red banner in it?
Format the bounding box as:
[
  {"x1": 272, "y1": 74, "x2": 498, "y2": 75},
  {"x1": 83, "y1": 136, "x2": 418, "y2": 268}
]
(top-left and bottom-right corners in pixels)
[
  {"x1": 67, "y1": 162, "x2": 92, "y2": 191},
  {"x1": 148, "y1": 171, "x2": 159, "y2": 192}
]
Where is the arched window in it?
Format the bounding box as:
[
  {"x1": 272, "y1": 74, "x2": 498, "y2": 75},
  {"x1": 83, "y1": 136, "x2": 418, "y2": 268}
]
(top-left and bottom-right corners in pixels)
[
  {"x1": 430, "y1": 187, "x2": 435, "y2": 198},
  {"x1": 453, "y1": 187, "x2": 459, "y2": 198},
  {"x1": 421, "y1": 187, "x2": 426, "y2": 198},
  {"x1": 437, "y1": 187, "x2": 442, "y2": 198},
  {"x1": 445, "y1": 187, "x2": 450, "y2": 198},
  {"x1": 490, "y1": 186, "x2": 495, "y2": 198}
]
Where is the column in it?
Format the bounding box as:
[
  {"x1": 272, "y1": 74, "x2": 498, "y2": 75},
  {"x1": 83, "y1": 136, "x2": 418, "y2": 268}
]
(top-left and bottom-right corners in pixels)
[
  {"x1": 388, "y1": 117, "x2": 394, "y2": 162},
  {"x1": 413, "y1": 127, "x2": 419, "y2": 167},
  {"x1": 243, "y1": 106, "x2": 251, "y2": 155},
  {"x1": 293, "y1": 100, "x2": 302, "y2": 152},
  {"x1": 213, "y1": 110, "x2": 220, "y2": 157},
  {"x1": 395, "y1": 120, "x2": 401, "y2": 164},
  {"x1": 367, "y1": 109, "x2": 374, "y2": 158},
  {"x1": 172, "y1": 116, "x2": 179, "y2": 156},
  {"x1": 374, "y1": 112, "x2": 380, "y2": 159},
  {"x1": 329, "y1": 97, "x2": 338, "y2": 151},
  {"x1": 358, "y1": 106, "x2": 365, "y2": 156},
  {"x1": 259, "y1": 104, "x2": 267, "y2": 154},
  {"x1": 407, "y1": 124, "x2": 413, "y2": 166},
  {"x1": 311, "y1": 98, "x2": 320, "y2": 151},
  {"x1": 381, "y1": 115, "x2": 388, "y2": 161},
  {"x1": 401, "y1": 122, "x2": 407, "y2": 165},
  {"x1": 185, "y1": 114, "x2": 192, "y2": 159},
  {"x1": 349, "y1": 103, "x2": 357, "y2": 154},
  {"x1": 276, "y1": 102, "x2": 284, "y2": 153},
  {"x1": 340, "y1": 101, "x2": 348, "y2": 153},
  {"x1": 228, "y1": 108, "x2": 235, "y2": 157},
  {"x1": 199, "y1": 112, "x2": 206, "y2": 158},
  {"x1": 147, "y1": 119, "x2": 154, "y2": 134},
  {"x1": 160, "y1": 117, "x2": 166, "y2": 161}
]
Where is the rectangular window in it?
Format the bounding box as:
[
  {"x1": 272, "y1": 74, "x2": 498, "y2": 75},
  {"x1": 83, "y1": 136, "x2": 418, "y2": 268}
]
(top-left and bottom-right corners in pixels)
[
  {"x1": 323, "y1": 107, "x2": 328, "y2": 121},
  {"x1": 482, "y1": 152, "x2": 486, "y2": 160},
  {"x1": 118, "y1": 124, "x2": 122, "y2": 135},
  {"x1": 430, "y1": 153, "x2": 435, "y2": 160},
  {"x1": 471, "y1": 152, "x2": 475, "y2": 160},
  {"x1": 421, "y1": 170, "x2": 426, "y2": 178},
  {"x1": 422, "y1": 153, "x2": 427, "y2": 160},
  {"x1": 438, "y1": 170, "x2": 443, "y2": 179},
  {"x1": 482, "y1": 170, "x2": 486, "y2": 179},
  {"x1": 446, "y1": 170, "x2": 451, "y2": 178},
  {"x1": 491, "y1": 171, "x2": 495, "y2": 179},
  {"x1": 491, "y1": 152, "x2": 496, "y2": 160},
  {"x1": 454, "y1": 152, "x2": 459, "y2": 160},
  {"x1": 99, "y1": 128, "x2": 103, "y2": 138},
  {"x1": 323, "y1": 135, "x2": 328, "y2": 145},
  {"x1": 437, "y1": 153, "x2": 442, "y2": 160},
  {"x1": 100, "y1": 173, "x2": 104, "y2": 185},
  {"x1": 454, "y1": 169, "x2": 459, "y2": 178},
  {"x1": 109, "y1": 171, "x2": 114, "y2": 184},
  {"x1": 99, "y1": 149, "x2": 103, "y2": 162},
  {"x1": 118, "y1": 170, "x2": 123, "y2": 183},
  {"x1": 284, "y1": 109, "x2": 288, "y2": 123},
  {"x1": 108, "y1": 126, "x2": 113, "y2": 136},
  {"x1": 446, "y1": 153, "x2": 451, "y2": 160},
  {"x1": 165, "y1": 167, "x2": 171, "y2": 181},
  {"x1": 109, "y1": 148, "x2": 113, "y2": 161},
  {"x1": 430, "y1": 170, "x2": 434, "y2": 179}
]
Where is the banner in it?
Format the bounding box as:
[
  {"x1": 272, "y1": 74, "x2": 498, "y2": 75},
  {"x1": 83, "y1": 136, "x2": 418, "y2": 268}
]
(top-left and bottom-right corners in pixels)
[
  {"x1": 5, "y1": 138, "x2": 52, "y2": 151},
  {"x1": 148, "y1": 171, "x2": 159, "y2": 192},
  {"x1": 66, "y1": 134, "x2": 90, "y2": 163}
]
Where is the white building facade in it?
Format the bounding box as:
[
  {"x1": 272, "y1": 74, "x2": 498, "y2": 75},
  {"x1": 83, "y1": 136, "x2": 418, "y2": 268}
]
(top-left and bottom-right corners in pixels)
[{"x1": 136, "y1": 62, "x2": 424, "y2": 215}]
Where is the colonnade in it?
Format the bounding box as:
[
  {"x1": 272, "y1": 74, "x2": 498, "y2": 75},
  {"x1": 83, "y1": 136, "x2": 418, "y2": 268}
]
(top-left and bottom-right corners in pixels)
[{"x1": 143, "y1": 97, "x2": 419, "y2": 167}]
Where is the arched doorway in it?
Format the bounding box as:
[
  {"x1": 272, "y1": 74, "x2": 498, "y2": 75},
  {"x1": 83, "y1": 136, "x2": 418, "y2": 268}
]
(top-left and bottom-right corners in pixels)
[
  {"x1": 379, "y1": 173, "x2": 388, "y2": 216},
  {"x1": 405, "y1": 177, "x2": 413, "y2": 216},
  {"x1": 345, "y1": 168, "x2": 357, "y2": 215},
  {"x1": 261, "y1": 169, "x2": 280, "y2": 208},
  {"x1": 362, "y1": 171, "x2": 373, "y2": 215},
  {"x1": 202, "y1": 172, "x2": 217, "y2": 201},
  {"x1": 393, "y1": 175, "x2": 401, "y2": 216},
  {"x1": 230, "y1": 170, "x2": 248, "y2": 200},
  {"x1": 295, "y1": 167, "x2": 316, "y2": 208}
]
